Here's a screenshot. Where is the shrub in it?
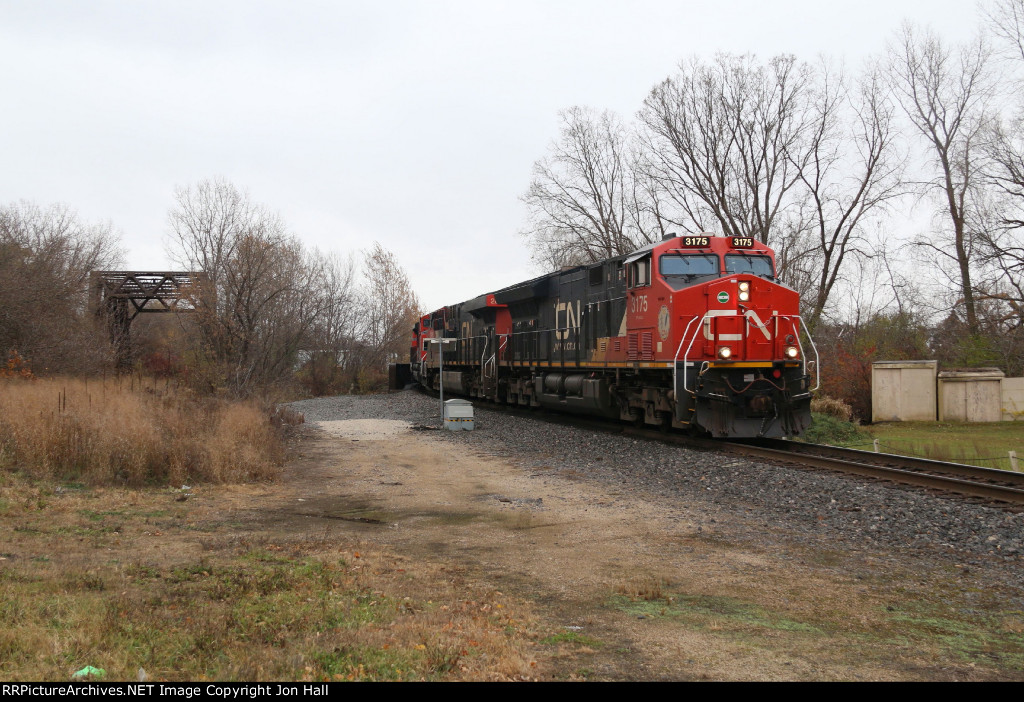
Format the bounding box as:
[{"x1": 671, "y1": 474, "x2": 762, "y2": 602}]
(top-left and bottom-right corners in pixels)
[
  {"x1": 810, "y1": 395, "x2": 854, "y2": 422},
  {"x1": 801, "y1": 412, "x2": 871, "y2": 446},
  {"x1": 0, "y1": 350, "x2": 34, "y2": 380}
]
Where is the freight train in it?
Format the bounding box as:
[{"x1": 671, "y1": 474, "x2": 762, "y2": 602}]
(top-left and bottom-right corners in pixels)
[{"x1": 409, "y1": 233, "x2": 816, "y2": 438}]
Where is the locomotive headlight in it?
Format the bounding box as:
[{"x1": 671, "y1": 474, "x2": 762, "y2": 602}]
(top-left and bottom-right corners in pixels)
[
  {"x1": 717, "y1": 346, "x2": 733, "y2": 360},
  {"x1": 738, "y1": 281, "x2": 750, "y2": 302},
  {"x1": 785, "y1": 345, "x2": 799, "y2": 359},
  {"x1": 738, "y1": 281, "x2": 750, "y2": 292}
]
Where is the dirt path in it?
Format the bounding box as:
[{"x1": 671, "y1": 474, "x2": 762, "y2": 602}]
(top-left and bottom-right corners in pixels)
[{"x1": 228, "y1": 418, "x2": 1022, "y2": 681}]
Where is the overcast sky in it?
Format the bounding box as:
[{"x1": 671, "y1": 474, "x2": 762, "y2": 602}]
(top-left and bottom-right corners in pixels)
[{"x1": 0, "y1": 0, "x2": 985, "y2": 310}]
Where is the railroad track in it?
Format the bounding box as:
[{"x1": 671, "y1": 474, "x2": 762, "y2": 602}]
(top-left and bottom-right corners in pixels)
[
  {"x1": 626, "y1": 427, "x2": 1024, "y2": 506},
  {"x1": 419, "y1": 387, "x2": 1024, "y2": 505}
]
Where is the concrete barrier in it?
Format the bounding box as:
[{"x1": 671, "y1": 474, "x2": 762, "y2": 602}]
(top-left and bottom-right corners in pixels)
[
  {"x1": 872, "y1": 361, "x2": 1024, "y2": 423},
  {"x1": 938, "y1": 369, "x2": 1005, "y2": 423},
  {"x1": 1002, "y1": 377, "x2": 1024, "y2": 422},
  {"x1": 871, "y1": 361, "x2": 937, "y2": 422}
]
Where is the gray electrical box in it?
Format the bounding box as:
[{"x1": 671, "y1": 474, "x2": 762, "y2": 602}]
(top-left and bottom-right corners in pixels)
[{"x1": 443, "y1": 399, "x2": 474, "y2": 431}]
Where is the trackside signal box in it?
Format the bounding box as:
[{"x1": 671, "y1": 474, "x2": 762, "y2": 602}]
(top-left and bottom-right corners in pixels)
[{"x1": 444, "y1": 399, "x2": 474, "y2": 431}]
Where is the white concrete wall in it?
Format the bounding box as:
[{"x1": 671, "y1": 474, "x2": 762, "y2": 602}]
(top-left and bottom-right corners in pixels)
[
  {"x1": 938, "y1": 371, "x2": 1005, "y2": 423},
  {"x1": 871, "y1": 362, "x2": 1024, "y2": 423},
  {"x1": 1003, "y1": 377, "x2": 1024, "y2": 422},
  {"x1": 871, "y1": 361, "x2": 937, "y2": 422}
]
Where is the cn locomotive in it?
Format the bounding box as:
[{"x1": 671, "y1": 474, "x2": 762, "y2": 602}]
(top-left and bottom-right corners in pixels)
[{"x1": 409, "y1": 233, "x2": 816, "y2": 438}]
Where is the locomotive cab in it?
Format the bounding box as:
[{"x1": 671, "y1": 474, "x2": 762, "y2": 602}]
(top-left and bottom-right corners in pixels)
[{"x1": 644, "y1": 234, "x2": 814, "y2": 437}]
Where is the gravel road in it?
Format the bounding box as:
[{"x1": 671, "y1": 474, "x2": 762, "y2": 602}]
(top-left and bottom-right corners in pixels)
[{"x1": 290, "y1": 389, "x2": 1024, "y2": 583}]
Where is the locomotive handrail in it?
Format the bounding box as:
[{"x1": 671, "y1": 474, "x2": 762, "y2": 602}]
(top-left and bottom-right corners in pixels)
[
  {"x1": 775, "y1": 314, "x2": 820, "y2": 392},
  {"x1": 676, "y1": 311, "x2": 819, "y2": 393},
  {"x1": 496, "y1": 333, "x2": 511, "y2": 366},
  {"x1": 481, "y1": 336, "x2": 492, "y2": 390},
  {"x1": 676, "y1": 315, "x2": 703, "y2": 394}
]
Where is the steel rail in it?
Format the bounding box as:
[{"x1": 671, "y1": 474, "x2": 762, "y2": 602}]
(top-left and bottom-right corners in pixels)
[
  {"x1": 716, "y1": 439, "x2": 1024, "y2": 505},
  {"x1": 627, "y1": 429, "x2": 1024, "y2": 505},
  {"x1": 413, "y1": 386, "x2": 1024, "y2": 505},
  {"x1": 740, "y1": 438, "x2": 1024, "y2": 486},
  {"x1": 549, "y1": 413, "x2": 1024, "y2": 505}
]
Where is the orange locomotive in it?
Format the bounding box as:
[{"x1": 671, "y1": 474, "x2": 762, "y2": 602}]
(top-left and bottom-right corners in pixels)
[{"x1": 411, "y1": 233, "x2": 816, "y2": 438}]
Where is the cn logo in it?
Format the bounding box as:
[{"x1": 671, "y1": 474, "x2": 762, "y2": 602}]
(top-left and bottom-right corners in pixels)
[
  {"x1": 554, "y1": 300, "x2": 580, "y2": 340},
  {"x1": 703, "y1": 309, "x2": 772, "y2": 341}
]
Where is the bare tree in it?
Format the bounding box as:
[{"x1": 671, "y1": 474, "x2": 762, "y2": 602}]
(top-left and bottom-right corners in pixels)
[
  {"x1": 639, "y1": 53, "x2": 815, "y2": 248},
  {"x1": 219, "y1": 234, "x2": 328, "y2": 390},
  {"x1": 357, "y1": 243, "x2": 421, "y2": 372},
  {"x1": 300, "y1": 252, "x2": 360, "y2": 394},
  {"x1": 972, "y1": 1, "x2": 1024, "y2": 364},
  {"x1": 791, "y1": 62, "x2": 906, "y2": 329},
  {"x1": 317, "y1": 252, "x2": 359, "y2": 358},
  {"x1": 887, "y1": 23, "x2": 993, "y2": 334},
  {"x1": 521, "y1": 107, "x2": 658, "y2": 270},
  {"x1": 637, "y1": 53, "x2": 904, "y2": 326},
  {"x1": 0, "y1": 201, "x2": 122, "y2": 372},
  {"x1": 984, "y1": 0, "x2": 1024, "y2": 63},
  {"x1": 167, "y1": 178, "x2": 286, "y2": 305},
  {"x1": 165, "y1": 180, "x2": 328, "y2": 393}
]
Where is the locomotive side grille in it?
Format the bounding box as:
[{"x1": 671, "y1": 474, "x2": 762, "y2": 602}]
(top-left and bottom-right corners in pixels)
[
  {"x1": 599, "y1": 339, "x2": 607, "y2": 353},
  {"x1": 613, "y1": 339, "x2": 621, "y2": 352},
  {"x1": 627, "y1": 333, "x2": 638, "y2": 360},
  {"x1": 641, "y1": 332, "x2": 654, "y2": 360}
]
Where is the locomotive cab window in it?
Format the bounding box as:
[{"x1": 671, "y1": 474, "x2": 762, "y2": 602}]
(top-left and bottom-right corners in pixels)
[
  {"x1": 659, "y1": 253, "x2": 720, "y2": 289},
  {"x1": 725, "y1": 253, "x2": 775, "y2": 279},
  {"x1": 628, "y1": 256, "x2": 651, "y2": 288},
  {"x1": 589, "y1": 264, "x2": 603, "y2": 286}
]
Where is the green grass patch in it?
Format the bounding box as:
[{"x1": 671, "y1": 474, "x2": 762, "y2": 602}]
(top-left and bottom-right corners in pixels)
[
  {"x1": 78, "y1": 509, "x2": 126, "y2": 522},
  {"x1": 865, "y1": 421, "x2": 1024, "y2": 471},
  {"x1": 55, "y1": 523, "x2": 122, "y2": 536},
  {"x1": 883, "y1": 603, "x2": 1024, "y2": 668},
  {"x1": 610, "y1": 592, "x2": 821, "y2": 635},
  {"x1": 313, "y1": 645, "x2": 423, "y2": 681},
  {"x1": 540, "y1": 630, "x2": 604, "y2": 648},
  {"x1": 800, "y1": 413, "x2": 872, "y2": 446},
  {"x1": 0, "y1": 551, "x2": 460, "y2": 681},
  {"x1": 123, "y1": 564, "x2": 159, "y2": 580}
]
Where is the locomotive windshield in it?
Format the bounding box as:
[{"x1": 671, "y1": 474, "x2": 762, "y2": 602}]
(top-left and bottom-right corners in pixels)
[
  {"x1": 659, "y1": 253, "x2": 720, "y2": 289},
  {"x1": 725, "y1": 253, "x2": 775, "y2": 279}
]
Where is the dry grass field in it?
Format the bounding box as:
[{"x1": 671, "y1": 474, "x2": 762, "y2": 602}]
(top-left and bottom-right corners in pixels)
[
  {"x1": 0, "y1": 378, "x2": 541, "y2": 681},
  {"x1": 0, "y1": 476, "x2": 540, "y2": 681},
  {"x1": 2, "y1": 381, "x2": 1022, "y2": 681},
  {"x1": 0, "y1": 377, "x2": 283, "y2": 486}
]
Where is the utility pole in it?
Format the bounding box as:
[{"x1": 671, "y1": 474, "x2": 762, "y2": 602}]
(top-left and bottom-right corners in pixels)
[{"x1": 426, "y1": 338, "x2": 457, "y2": 426}]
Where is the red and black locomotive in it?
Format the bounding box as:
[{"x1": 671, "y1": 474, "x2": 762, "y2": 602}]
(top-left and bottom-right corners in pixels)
[{"x1": 410, "y1": 233, "x2": 816, "y2": 438}]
